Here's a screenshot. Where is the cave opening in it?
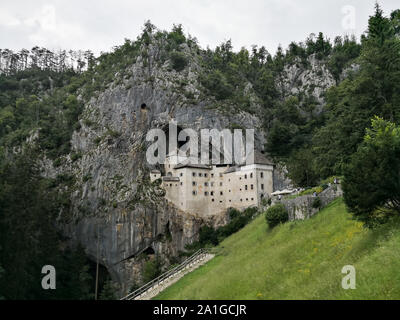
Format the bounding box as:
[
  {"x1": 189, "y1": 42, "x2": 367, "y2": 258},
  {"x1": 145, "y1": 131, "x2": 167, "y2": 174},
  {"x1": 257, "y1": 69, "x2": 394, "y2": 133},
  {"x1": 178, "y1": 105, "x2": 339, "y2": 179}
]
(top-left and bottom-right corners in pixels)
[
  {"x1": 87, "y1": 259, "x2": 113, "y2": 299},
  {"x1": 143, "y1": 246, "x2": 155, "y2": 255}
]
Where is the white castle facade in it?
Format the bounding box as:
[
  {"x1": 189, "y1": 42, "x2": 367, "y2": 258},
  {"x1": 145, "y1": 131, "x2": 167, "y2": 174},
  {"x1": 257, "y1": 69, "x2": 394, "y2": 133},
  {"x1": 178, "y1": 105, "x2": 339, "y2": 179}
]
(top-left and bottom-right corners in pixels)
[{"x1": 150, "y1": 150, "x2": 274, "y2": 216}]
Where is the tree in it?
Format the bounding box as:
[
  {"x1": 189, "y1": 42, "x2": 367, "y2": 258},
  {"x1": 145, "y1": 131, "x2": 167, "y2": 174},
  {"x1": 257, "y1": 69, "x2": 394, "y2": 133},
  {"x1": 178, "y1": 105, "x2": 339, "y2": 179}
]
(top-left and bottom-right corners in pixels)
[
  {"x1": 0, "y1": 149, "x2": 92, "y2": 299},
  {"x1": 312, "y1": 5, "x2": 400, "y2": 179},
  {"x1": 367, "y1": 3, "x2": 394, "y2": 45},
  {"x1": 169, "y1": 51, "x2": 188, "y2": 72},
  {"x1": 343, "y1": 117, "x2": 400, "y2": 227},
  {"x1": 99, "y1": 279, "x2": 117, "y2": 300},
  {"x1": 142, "y1": 257, "x2": 162, "y2": 284},
  {"x1": 265, "y1": 204, "x2": 288, "y2": 228},
  {"x1": 286, "y1": 147, "x2": 318, "y2": 187},
  {"x1": 0, "y1": 266, "x2": 4, "y2": 300}
]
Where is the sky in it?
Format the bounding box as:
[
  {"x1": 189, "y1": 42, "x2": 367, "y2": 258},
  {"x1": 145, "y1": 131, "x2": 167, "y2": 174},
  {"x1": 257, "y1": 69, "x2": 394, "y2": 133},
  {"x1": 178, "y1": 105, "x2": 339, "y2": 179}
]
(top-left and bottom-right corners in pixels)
[{"x1": 0, "y1": 0, "x2": 399, "y2": 55}]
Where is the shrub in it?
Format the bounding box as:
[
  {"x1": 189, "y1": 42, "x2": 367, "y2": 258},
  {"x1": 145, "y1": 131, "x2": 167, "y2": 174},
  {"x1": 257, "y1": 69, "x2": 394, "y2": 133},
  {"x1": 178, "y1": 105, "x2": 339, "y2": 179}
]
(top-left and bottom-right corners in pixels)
[
  {"x1": 228, "y1": 207, "x2": 241, "y2": 220},
  {"x1": 170, "y1": 51, "x2": 188, "y2": 72},
  {"x1": 312, "y1": 197, "x2": 322, "y2": 209},
  {"x1": 265, "y1": 204, "x2": 288, "y2": 228},
  {"x1": 199, "y1": 225, "x2": 219, "y2": 246},
  {"x1": 142, "y1": 258, "x2": 162, "y2": 283}
]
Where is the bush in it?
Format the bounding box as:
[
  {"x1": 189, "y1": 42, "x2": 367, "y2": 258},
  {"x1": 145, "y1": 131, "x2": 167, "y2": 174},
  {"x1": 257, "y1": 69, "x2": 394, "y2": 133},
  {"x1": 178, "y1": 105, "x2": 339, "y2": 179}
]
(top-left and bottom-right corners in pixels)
[
  {"x1": 170, "y1": 51, "x2": 188, "y2": 72},
  {"x1": 142, "y1": 258, "x2": 162, "y2": 283},
  {"x1": 228, "y1": 208, "x2": 240, "y2": 220},
  {"x1": 199, "y1": 225, "x2": 219, "y2": 246},
  {"x1": 312, "y1": 197, "x2": 322, "y2": 209},
  {"x1": 265, "y1": 204, "x2": 288, "y2": 228}
]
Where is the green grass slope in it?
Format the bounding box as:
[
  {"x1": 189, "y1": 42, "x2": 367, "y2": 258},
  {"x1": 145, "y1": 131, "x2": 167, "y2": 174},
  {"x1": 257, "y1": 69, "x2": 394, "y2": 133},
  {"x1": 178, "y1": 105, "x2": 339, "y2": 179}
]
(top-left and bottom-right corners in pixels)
[{"x1": 155, "y1": 198, "x2": 400, "y2": 300}]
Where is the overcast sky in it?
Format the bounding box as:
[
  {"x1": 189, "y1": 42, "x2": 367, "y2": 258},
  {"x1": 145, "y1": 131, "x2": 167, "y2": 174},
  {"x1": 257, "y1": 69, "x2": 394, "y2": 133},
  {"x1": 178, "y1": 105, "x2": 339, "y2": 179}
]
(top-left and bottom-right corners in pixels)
[{"x1": 0, "y1": 0, "x2": 399, "y2": 55}]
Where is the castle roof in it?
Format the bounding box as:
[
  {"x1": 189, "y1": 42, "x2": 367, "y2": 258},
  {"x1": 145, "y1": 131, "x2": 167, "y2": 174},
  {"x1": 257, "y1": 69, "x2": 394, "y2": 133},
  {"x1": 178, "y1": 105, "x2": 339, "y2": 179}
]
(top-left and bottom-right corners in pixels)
[
  {"x1": 224, "y1": 166, "x2": 239, "y2": 174},
  {"x1": 254, "y1": 151, "x2": 274, "y2": 165},
  {"x1": 173, "y1": 163, "x2": 212, "y2": 170},
  {"x1": 239, "y1": 151, "x2": 274, "y2": 166}
]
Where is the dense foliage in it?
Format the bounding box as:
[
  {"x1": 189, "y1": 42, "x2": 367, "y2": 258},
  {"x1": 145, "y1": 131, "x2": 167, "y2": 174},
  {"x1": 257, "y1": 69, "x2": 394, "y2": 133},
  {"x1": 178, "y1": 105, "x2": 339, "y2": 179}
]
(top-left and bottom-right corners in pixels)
[
  {"x1": 265, "y1": 204, "x2": 288, "y2": 228},
  {"x1": 275, "y1": 5, "x2": 400, "y2": 195},
  {"x1": 187, "y1": 207, "x2": 259, "y2": 249},
  {"x1": 0, "y1": 148, "x2": 93, "y2": 299},
  {"x1": 343, "y1": 117, "x2": 400, "y2": 227},
  {"x1": 142, "y1": 258, "x2": 162, "y2": 283}
]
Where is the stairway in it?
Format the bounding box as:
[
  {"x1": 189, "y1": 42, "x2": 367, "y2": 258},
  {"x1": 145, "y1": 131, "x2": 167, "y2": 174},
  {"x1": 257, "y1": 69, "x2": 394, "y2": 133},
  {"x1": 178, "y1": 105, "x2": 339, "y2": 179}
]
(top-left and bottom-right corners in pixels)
[{"x1": 121, "y1": 249, "x2": 214, "y2": 300}]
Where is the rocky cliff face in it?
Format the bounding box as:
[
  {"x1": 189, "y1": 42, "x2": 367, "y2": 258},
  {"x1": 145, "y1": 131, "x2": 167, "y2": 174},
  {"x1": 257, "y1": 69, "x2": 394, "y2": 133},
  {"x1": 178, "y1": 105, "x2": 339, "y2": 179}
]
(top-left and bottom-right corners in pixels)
[{"x1": 48, "y1": 40, "x2": 267, "y2": 295}]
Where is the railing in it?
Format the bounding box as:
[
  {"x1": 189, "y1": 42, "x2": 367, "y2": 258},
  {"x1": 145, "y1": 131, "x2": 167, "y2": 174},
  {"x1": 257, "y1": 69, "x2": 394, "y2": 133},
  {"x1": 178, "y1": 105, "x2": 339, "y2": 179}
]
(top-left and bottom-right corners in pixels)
[{"x1": 120, "y1": 248, "x2": 209, "y2": 300}]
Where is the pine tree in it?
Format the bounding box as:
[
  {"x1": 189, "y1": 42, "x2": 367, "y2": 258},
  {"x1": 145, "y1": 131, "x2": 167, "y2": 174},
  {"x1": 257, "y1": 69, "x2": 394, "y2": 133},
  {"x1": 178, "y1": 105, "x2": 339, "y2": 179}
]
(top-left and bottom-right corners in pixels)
[{"x1": 367, "y1": 3, "x2": 394, "y2": 45}]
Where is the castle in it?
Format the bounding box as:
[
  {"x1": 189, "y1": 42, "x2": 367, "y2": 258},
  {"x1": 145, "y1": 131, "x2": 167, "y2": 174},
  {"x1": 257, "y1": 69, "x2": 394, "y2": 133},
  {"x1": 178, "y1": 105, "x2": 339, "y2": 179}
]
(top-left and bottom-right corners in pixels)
[{"x1": 150, "y1": 150, "x2": 274, "y2": 216}]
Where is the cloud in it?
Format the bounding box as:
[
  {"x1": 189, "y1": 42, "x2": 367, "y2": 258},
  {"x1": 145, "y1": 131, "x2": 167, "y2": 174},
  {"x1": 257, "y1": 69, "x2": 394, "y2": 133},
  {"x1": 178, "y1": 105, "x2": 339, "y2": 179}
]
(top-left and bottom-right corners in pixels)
[
  {"x1": 0, "y1": 9, "x2": 21, "y2": 27},
  {"x1": 0, "y1": 0, "x2": 399, "y2": 54}
]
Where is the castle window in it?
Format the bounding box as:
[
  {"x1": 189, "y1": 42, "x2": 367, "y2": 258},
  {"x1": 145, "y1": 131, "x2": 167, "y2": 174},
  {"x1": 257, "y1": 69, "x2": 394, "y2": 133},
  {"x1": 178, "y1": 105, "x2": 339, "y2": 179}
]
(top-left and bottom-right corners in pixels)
[
  {"x1": 211, "y1": 174, "x2": 214, "y2": 178},
  {"x1": 170, "y1": 184, "x2": 172, "y2": 187},
  {"x1": 261, "y1": 184, "x2": 264, "y2": 190},
  {"x1": 245, "y1": 174, "x2": 247, "y2": 179},
  {"x1": 180, "y1": 182, "x2": 183, "y2": 186},
  {"x1": 220, "y1": 191, "x2": 223, "y2": 196},
  {"x1": 205, "y1": 182, "x2": 208, "y2": 187},
  {"x1": 199, "y1": 173, "x2": 203, "y2": 177},
  {"x1": 250, "y1": 173, "x2": 253, "y2": 178},
  {"x1": 229, "y1": 200, "x2": 231, "y2": 202},
  {"x1": 220, "y1": 201, "x2": 223, "y2": 203},
  {"x1": 240, "y1": 199, "x2": 243, "y2": 202},
  {"x1": 211, "y1": 182, "x2": 214, "y2": 187},
  {"x1": 261, "y1": 172, "x2": 264, "y2": 178},
  {"x1": 245, "y1": 185, "x2": 248, "y2": 191},
  {"x1": 192, "y1": 172, "x2": 196, "y2": 177},
  {"x1": 251, "y1": 198, "x2": 254, "y2": 201},
  {"x1": 251, "y1": 184, "x2": 254, "y2": 190},
  {"x1": 212, "y1": 199, "x2": 215, "y2": 202},
  {"x1": 220, "y1": 182, "x2": 223, "y2": 186},
  {"x1": 229, "y1": 190, "x2": 231, "y2": 193},
  {"x1": 192, "y1": 191, "x2": 197, "y2": 196},
  {"x1": 211, "y1": 191, "x2": 214, "y2": 196},
  {"x1": 180, "y1": 173, "x2": 183, "y2": 177},
  {"x1": 205, "y1": 192, "x2": 208, "y2": 196},
  {"x1": 246, "y1": 198, "x2": 249, "y2": 201},
  {"x1": 204, "y1": 173, "x2": 208, "y2": 178},
  {"x1": 192, "y1": 181, "x2": 196, "y2": 186}
]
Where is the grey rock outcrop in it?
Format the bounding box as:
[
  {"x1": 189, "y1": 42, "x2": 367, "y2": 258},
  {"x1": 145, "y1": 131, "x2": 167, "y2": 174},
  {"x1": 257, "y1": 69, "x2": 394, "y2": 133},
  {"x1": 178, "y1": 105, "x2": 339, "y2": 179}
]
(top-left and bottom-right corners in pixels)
[{"x1": 277, "y1": 184, "x2": 343, "y2": 221}]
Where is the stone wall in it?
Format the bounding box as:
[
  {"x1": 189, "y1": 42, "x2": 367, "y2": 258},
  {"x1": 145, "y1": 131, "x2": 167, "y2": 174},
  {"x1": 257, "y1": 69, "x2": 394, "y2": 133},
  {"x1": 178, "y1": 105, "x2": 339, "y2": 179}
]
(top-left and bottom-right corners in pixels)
[{"x1": 275, "y1": 184, "x2": 343, "y2": 221}]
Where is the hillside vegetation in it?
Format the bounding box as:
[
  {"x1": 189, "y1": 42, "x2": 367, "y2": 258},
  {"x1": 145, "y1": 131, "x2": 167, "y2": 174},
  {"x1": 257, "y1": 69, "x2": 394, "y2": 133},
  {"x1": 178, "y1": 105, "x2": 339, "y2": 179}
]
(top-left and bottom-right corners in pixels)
[{"x1": 155, "y1": 198, "x2": 400, "y2": 299}]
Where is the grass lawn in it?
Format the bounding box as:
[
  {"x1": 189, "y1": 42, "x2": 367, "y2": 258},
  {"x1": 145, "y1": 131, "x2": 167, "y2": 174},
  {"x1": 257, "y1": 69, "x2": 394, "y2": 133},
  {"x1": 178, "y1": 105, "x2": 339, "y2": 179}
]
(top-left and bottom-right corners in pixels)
[{"x1": 155, "y1": 198, "x2": 400, "y2": 300}]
